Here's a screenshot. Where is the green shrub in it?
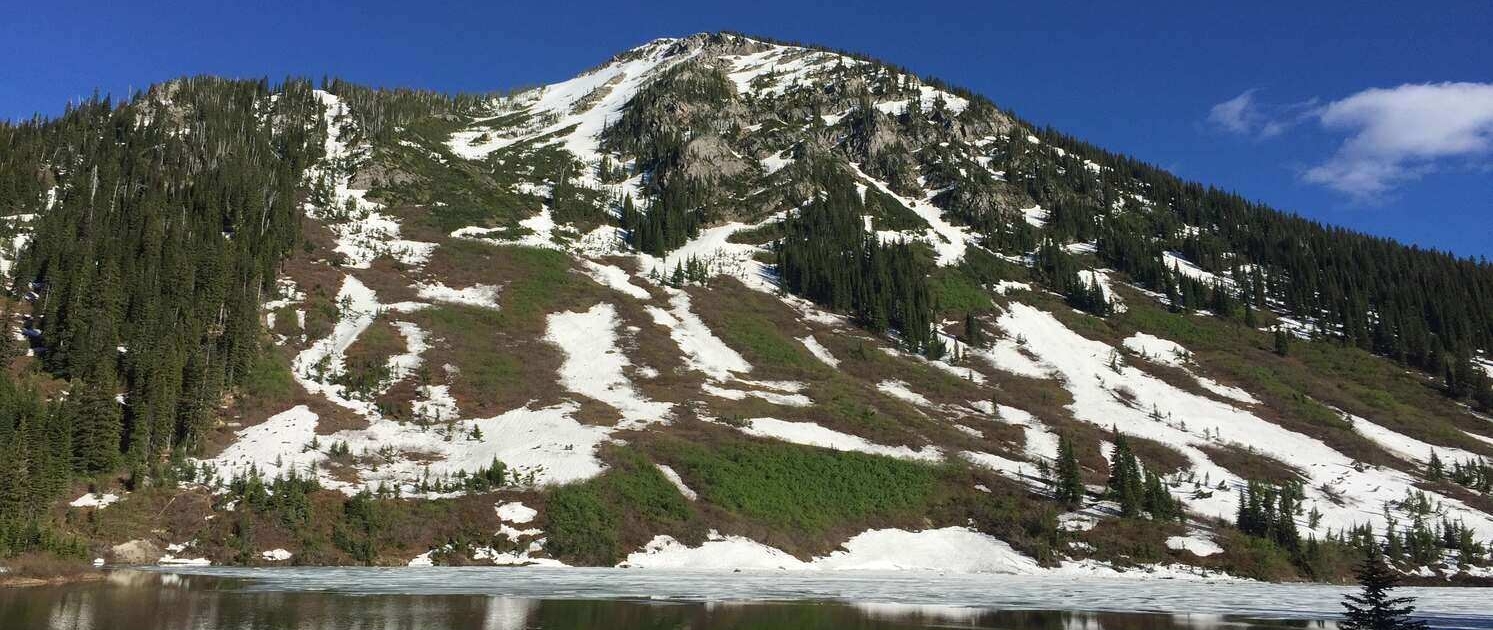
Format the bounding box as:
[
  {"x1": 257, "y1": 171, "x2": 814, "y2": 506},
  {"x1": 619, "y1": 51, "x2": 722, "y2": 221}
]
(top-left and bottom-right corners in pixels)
[
  {"x1": 544, "y1": 485, "x2": 618, "y2": 565},
  {"x1": 658, "y1": 438, "x2": 938, "y2": 533},
  {"x1": 543, "y1": 449, "x2": 694, "y2": 565}
]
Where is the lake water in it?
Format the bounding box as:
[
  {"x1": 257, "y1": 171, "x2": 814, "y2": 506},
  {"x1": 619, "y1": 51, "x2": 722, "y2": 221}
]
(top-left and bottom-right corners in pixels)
[{"x1": 4, "y1": 567, "x2": 1493, "y2": 629}]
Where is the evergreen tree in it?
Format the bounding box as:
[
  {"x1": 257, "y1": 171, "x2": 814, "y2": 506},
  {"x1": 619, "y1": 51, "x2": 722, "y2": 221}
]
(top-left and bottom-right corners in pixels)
[
  {"x1": 1054, "y1": 433, "x2": 1084, "y2": 507},
  {"x1": 1106, "y1": 430, "x2": 1144, "y2": 517},
  {"x1": 1143, "y1": 469, "x2": 1179, "y2": 521},
  {"x1": 1340, "y1": 553, "x2": 1428, "y2": 630},
  {"x1": 963, "y1": 311, "x2": 986, "y2": 348}
]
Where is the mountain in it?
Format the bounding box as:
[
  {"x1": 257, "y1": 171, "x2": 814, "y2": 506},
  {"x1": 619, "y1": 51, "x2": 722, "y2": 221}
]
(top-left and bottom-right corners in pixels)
[{"x1": 2, "y1": 32, "x2": 1492, "y2": 581}]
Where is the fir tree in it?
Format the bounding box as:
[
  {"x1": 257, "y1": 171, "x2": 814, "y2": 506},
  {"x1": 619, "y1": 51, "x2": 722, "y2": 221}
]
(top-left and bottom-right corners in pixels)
[
  {"x1": 1107, "y1": 430, "x2": 1144, "y2": 518},
  {"x1": 964, "y1": 311, "x2": 986, "y2": 348},
  {"x1": 1274, "y1": 327, "x2": 1292, "y2": 356},
  {"x1": 1340, "y1": 553, "x2": 1427, "y2": 630},
  {"x1": 1143, "y1": 469, "x2": 1178, "y2": 521},
  {"x1": 1054, "y1": 433, "x2": 1084, "y2": 507}
]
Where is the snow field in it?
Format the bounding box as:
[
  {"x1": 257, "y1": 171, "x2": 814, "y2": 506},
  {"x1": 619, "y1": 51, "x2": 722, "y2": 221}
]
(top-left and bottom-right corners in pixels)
[
  {"x1": 995, "y1": 302, "x2": 1493, "y2": 540},
  {"x1": 620, "y1": 526, "x2": 1223, "y2": 577},
  {"x1": 546, "y1": 303, "x2": 672, "y2": 427},
  {"x1": 306, "y1": 92, "x2": 435, "y2": 270},
  {"x1": 1122, "y1": 332, "x2": 1259, "y2": 405}
]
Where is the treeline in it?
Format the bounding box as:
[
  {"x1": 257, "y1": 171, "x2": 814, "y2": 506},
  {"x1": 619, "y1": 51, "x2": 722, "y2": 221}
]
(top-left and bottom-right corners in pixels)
[
  {"x1": 0, "y1": 76, "x2": 327, "y2": 551},
  {"x1": 776, "y1": 168, "x2": 940, "y2": 355},
  {"x1": 321, "y1": 78, "x2": 494, "y2": 144}
]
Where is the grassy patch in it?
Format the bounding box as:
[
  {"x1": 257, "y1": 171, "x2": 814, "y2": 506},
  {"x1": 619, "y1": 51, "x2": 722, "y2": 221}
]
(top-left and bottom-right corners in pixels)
[
  {"x1": 416, "y1": 304, "x2": 522, "y2": 404},
  {"x1": 425, "y1": 205, "x2": 507, "y2": 234},
  {"x1": 930, "y1": 269, "x2": 993, "y2": 315},
  {"x1": 240, "y1": 348, "x2": 296, "y2": 402},
  {"x1": 716, "y1": 310, "x2": 814, "y2": 371},
  {"x1": 654, "y1": 437, "x2": 939, "y2": 534}
]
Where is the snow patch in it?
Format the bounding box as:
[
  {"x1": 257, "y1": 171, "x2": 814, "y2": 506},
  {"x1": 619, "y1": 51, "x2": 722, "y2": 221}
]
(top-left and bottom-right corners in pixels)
[
  {"x1": 417, "y1": 282, "x2": 502, "y2": 309},
  {"x1": 1167, "y1": 535, "x2": 1223, "y2": 557},
  {"x1": 496, "y1": 501, "x2": 538, "y2": 524},
  {"x1": 735, "y1": 417, "x2": 941, "y2": 462},
  {"x1": 799, "y1": 335, "x2": 839, "y2": 367},
  {"x1": 547, "y1": 303, "x2": 672, "y2": 427},
  {"x1": 655, "y1": 464, "x2": 698, "y2": 501},
  {"x1": 877, "y1": 380, "x2": 932, "y2": 407},
  {"x1": 69, "y1": 492, "x2": 120, "y2": 509},
  {"x1": 580, "y1": 261, "x2": 651, "y2": 299},
  {"x1": 622, "y1": 527, "x2": 1041, "y2": 574}
]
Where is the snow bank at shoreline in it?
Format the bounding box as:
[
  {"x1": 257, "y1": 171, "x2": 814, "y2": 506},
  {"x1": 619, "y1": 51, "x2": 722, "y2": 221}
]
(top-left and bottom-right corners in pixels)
[{"x1": 618, "y1": 526, "x2": 1233, "y2": 579}]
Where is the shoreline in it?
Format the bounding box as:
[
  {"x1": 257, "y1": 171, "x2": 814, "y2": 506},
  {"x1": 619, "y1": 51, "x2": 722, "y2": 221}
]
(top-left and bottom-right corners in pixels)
[{"x1": 0, "y1": 571, "x2": 105, "y2": 588}]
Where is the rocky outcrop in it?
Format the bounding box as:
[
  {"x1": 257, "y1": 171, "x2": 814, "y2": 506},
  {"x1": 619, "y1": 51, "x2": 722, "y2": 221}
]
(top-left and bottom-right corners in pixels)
[{"x1": 109, "y1": 539, "x2": 163, "y2": 565}]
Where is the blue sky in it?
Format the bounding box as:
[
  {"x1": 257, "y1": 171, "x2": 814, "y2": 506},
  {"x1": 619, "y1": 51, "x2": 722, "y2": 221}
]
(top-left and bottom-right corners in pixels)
[{"x1": 4, "y1": 1, "x2": 1490, "y2": 257}]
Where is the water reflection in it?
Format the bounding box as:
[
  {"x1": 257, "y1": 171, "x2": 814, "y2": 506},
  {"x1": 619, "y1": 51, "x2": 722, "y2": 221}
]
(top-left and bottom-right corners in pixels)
[{"x1": 1, "y1": 570, "x2": 1342, "y2": 630}]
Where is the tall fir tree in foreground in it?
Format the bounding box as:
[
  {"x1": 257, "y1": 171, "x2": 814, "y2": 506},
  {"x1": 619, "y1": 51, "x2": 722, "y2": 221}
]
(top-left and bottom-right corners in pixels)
[{"x1": 1340, "y1": 552, "x2": 1427, "y2": 630}]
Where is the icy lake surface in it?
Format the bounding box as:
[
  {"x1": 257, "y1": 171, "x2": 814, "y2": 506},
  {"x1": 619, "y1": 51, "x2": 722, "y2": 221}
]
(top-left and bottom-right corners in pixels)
[{"x1": 6, "y1": 566, "x2": 1486, "y2": 629}]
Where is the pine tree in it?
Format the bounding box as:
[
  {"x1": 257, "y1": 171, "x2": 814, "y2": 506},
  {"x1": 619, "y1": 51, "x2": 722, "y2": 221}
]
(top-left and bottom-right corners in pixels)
[
  {"x1": 1340, "y1": 553, "x2": 1427, "y2": 630},
  {"x1": 1274, "y1": 327, "x2": 1292, "y2": 356},
  {"x1": 964, "y1": 311, "x2": 986, "y2": 348},
  {"x1": 1054, "y1": 433, "x2": 1084, "y2": 507},
  {"x1": 1142, "y1": 469, "x2": 1177, "y2": 520},
  {"x1": 1107, "y1": 430, "x2": 1144, "y2": 518}
]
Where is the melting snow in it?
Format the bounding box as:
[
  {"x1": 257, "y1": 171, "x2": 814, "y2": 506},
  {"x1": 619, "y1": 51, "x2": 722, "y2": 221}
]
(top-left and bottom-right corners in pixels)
[
  {"x1": 69, "y1": 492, "x2": 121, "y2": 509},
  {"x1": 580, "y1": 260, "x2": 650, "y2": 299},
  {"x1": 735, "y1": 417, "x2": 941, "y2": 462},
  {"x1": 547, "y1": 303, "x2": 672, "y2": 427},
  {"x1": 645, "y1": 290, "x2": 751, "y2": 381},
  {"x1": 799, "y1": 335, "x2": 839, "y2": 367},
  {"x1": 877, "y1": 380, "x2": 933, "y2": 407},
  {"x1": 1164, "y1": 251, "x2": 1233, "y2": 290},
  {"x1": 848, "y1": 163, "x2": 969, "y2": 266},
  {"x1": 655, "y1": 464, "x2": 698, "y2": 501},
  {"x1": 1167, "y1": 535, "x2": 1223, "y2": 557},
  {"x1": 417, "y1": 282, "x2": 502, "y2": 309},
  {"x1": 996, "y1": 302, "x2": 1493, "y2": 539},
  {"x1": 199, "y1": 405, "x2": 321, "y2": 481},
  {"x1": 496, "y1": 501, "x2": 539, "y2": 524},
  {"x1": 623, "y1": 527, "x2": 1045, "y2": 574}
]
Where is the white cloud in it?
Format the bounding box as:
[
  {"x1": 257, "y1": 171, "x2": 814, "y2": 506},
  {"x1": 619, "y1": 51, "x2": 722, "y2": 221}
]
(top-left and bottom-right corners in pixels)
[
  {"x1": 1207, "y1": 89, "x2": 1261, "y2": 135},
  {"x1": 1303, "y1": 82, "x2": 1493, "y2": 199},
  {"x1": 1207, "y1": 89, "x2": 1312, "y2": 138}
]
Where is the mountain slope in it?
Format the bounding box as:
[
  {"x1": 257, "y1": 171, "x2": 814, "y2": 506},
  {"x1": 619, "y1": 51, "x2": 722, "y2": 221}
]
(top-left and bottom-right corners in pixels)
[{"x1": 2, "y1": 33, "x2": 1492, "y2": 581}]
